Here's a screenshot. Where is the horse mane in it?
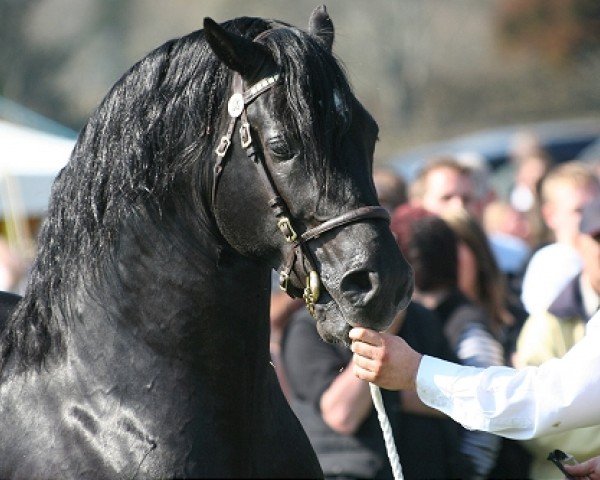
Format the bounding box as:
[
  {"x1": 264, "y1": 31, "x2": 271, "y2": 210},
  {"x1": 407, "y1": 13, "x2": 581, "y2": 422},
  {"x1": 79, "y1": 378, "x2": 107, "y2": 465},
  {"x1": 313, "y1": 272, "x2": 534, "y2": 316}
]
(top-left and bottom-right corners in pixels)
[{"x1": 0, "y1": 16, "x2": 356, "y2": 374}]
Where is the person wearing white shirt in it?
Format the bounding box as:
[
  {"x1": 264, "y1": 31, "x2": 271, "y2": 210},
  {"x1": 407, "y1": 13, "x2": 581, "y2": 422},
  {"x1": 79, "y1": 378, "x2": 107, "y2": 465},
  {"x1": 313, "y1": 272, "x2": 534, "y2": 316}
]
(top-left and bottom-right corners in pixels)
[
  {"x1": 350, "y1": 310, "x2": 600, "y2": 478},
  {"x1": 351, "y1": 196, "x2": 600, "y2": 479}
]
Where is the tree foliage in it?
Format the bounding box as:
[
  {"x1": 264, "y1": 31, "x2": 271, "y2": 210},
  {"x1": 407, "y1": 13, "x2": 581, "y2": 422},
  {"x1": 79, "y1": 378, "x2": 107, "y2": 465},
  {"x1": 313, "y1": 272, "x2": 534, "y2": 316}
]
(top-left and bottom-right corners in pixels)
[{"x1": 496, "y1": 0, "x2": 600, "y2": 65}]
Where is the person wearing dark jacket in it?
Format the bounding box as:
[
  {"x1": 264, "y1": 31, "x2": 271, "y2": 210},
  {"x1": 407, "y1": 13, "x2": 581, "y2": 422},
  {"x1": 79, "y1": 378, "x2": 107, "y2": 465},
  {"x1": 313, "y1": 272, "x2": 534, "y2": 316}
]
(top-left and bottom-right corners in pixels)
[{"x1": 281, "y1": 300, "x2": 464, "y2": 479}]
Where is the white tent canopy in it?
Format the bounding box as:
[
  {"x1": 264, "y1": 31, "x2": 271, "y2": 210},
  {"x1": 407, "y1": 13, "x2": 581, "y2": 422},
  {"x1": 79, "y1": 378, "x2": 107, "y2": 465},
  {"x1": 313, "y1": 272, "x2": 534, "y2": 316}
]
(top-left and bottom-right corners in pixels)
[{"x1": 0, "y1": 120, "x2": 75, "y2": 217}]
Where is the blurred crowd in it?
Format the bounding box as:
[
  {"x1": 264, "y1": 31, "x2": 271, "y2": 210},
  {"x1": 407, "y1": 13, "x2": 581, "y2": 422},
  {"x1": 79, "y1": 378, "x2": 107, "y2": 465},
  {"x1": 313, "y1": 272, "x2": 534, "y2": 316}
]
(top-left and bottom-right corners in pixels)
[{"x1": 269, "y1": 131, "x2": 600, "y2": 480}]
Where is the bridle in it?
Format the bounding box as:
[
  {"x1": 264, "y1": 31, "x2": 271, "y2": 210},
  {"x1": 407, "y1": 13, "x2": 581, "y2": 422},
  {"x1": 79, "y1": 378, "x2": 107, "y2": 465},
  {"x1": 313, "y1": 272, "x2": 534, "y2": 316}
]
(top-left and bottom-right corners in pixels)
[{"x1": 212, "y1": 71, "x2": 390, "y2": 315}]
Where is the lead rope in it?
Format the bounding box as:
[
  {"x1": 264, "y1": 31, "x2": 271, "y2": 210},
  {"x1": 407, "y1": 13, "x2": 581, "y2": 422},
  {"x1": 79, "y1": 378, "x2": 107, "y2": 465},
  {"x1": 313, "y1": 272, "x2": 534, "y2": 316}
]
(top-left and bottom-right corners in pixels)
[{"x1": 370, "y1": 383, "x2": 404, "y2": 480}]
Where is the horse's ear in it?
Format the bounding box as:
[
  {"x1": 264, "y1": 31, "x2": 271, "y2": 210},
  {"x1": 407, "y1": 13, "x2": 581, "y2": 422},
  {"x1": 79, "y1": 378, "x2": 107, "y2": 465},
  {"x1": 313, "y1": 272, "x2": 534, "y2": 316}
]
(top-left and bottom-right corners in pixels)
[
  {"x1": 308, "y1": 5, "x2": 334, "y2": 51},
  {"x1": 204, "y1": 17, "x2": 275, "y2": 80}
]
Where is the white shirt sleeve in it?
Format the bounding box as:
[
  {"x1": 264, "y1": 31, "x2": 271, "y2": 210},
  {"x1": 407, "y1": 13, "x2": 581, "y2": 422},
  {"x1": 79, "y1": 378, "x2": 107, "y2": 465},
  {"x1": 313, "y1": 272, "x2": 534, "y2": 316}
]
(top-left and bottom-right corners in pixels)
[{"x1": 416, "y1": 311, "x2": 600, "y2": 440}]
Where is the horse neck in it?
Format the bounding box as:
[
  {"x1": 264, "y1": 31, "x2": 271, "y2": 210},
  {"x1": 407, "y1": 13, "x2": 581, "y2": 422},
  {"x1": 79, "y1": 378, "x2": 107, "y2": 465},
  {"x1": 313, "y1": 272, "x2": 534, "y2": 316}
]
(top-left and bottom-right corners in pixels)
[{"x1": 64, "y1": 215, "x2": 273, "y2": 397}]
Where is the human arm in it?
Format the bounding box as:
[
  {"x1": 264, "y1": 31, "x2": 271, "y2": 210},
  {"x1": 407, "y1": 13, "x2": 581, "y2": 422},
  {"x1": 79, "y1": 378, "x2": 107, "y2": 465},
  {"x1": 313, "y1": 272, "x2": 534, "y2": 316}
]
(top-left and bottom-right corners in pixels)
[
  {"x1": 319, "y1": 360, "x2": 373, "y2": 435},
  {"x1": 564, "y1": 454, "x2": 600, "y2": 480},
  {"x1": 269, "y1": 292, "x2": 303, "y2": 398},
  {"x1": 320, "y1": 312, "x2": 404, "y2": 434},
  {"x1": 283, "y1": 313, "x2": 372, "y2": 435},
  {"x1": 270, "y1": 291, "x2": 303, "y2": 345},
  {"x1": 351, "y1": 312, "x2": 600, "y2": 440}
]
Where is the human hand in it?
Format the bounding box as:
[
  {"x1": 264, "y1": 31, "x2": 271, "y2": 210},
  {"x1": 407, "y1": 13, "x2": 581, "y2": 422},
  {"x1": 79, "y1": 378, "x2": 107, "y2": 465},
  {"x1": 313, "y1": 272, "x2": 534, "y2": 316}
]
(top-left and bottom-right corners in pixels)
[
  {"x1": 563, "y1": 454, "x2": 600, "y2": 479},
  {"x1": 349, "y1": 327, "x2": 422, "y2": 391}
]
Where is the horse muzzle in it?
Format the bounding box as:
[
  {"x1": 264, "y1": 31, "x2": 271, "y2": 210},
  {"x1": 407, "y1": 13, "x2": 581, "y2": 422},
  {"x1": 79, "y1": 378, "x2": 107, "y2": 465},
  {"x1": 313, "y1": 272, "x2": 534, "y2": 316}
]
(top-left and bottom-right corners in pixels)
[{"x1": 285, "y1": 218, "x2": 414, "y2": 344}]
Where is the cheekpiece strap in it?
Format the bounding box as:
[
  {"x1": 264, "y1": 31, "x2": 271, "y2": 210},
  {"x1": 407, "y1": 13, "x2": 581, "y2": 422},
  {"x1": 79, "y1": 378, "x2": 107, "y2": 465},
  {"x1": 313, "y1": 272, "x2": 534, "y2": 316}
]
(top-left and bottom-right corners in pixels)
[
  {"x1": 214, "y1": 73, "x2": 279, "y2": 159},
  {"x1": 212, "y1": 72, "x2": 280, "y2": 205}
]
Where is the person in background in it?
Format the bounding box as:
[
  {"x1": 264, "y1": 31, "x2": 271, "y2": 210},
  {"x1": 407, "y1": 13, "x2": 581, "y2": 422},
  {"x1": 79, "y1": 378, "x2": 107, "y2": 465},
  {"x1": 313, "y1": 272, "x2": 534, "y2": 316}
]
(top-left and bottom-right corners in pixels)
[
  {"x1": 482, "y1": 200, "x2": 531, "y2": 297},
  {"x1": 269, "y1": 274, "x2": 303, "y2": 398},
  {"x1": 281, "y1": 305, "x2": 400, "y2": 480},
  {"x1": 509, "y1": 130, "x2": 544, "y2": 166},
  {"x1": 372, "y1": 167, "x2": 407, "y2": 212},
  {"x1": 456, "y1": 152, "x2": 496, "y2": 220},
  {"x1": 409, "y1": 156, "x2": 478, "y2": 218},
  {"x1": 513, "y1": 196, "x2": 600, "y2": 479},
  {"x1": 509, "y1": 151, "x2": 552, "y2": 217},
  {"x1": 392, "y1": 205, "x2": 502, "y2": 479},
  {"x1": 350, "y1": 200, "x2": 600, "y2": 476},
  {"x1": 439, "y1": 209, "x2": 531, "y2": 477},
  {"x1": 508, "y1": 131, "x2": 551, "y2": 209},
  {"x1": 390, "y1": 205, "x2": 471, "y2": 479},
  {"x1": 520, "y1": 162, "x2": 600, "y2": 315},
  {"x1": 506, "y1": 131, "x2": 554, "y2": 247},
  {"x1": 441, "y1": 208, "x2": 527, "y2": 366}
]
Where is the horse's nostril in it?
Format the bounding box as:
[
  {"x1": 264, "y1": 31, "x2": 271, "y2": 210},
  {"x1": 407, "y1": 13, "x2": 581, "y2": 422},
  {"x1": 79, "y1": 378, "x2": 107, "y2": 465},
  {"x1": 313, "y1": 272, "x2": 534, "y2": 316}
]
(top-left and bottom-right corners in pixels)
[
  {"x1": 342, "y1": 270, "x2": 371, "y2": 292},
  {"x1": 340, "y1": 270, "x2": 379, "y2": 305}
]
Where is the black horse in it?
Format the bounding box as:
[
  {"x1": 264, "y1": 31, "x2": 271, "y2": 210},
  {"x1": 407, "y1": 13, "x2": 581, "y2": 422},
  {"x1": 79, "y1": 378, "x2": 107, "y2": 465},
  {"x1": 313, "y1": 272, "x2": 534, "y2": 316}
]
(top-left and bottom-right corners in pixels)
[{"x1": 0, "y1": 6, "x2": 413, "y2": 478}]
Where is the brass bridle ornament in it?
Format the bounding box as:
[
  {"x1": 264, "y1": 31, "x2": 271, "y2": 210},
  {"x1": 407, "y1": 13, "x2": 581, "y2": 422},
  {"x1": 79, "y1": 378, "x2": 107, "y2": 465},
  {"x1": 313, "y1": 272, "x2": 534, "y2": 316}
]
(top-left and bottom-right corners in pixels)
[{"x1": 213, "y1": 72, "x2": 390, "y2": 316}]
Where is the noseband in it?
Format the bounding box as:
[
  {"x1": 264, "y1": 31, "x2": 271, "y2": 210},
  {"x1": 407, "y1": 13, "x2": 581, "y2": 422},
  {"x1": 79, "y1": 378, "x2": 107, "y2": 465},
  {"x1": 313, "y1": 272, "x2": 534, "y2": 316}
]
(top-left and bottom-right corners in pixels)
[{"x1": 213, "y1": 72, "x2": 389, "y2": 315}]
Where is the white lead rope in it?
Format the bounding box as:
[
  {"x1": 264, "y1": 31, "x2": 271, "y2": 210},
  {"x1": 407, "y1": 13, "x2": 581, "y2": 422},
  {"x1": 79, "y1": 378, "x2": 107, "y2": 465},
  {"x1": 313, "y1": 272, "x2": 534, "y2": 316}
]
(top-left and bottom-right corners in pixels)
[{"x1": 370, "y1": 382, "x2": 404, "y2": 480}]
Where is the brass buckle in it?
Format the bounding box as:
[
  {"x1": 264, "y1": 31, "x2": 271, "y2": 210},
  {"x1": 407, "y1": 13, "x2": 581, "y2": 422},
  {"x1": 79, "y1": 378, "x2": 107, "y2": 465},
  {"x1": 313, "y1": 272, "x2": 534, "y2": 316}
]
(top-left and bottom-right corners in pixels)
[
  {"x1": 277, "y1": 217, "x2": 297, "y2": 242},
  {"x1": 303, "y1": 271, "x2": 320, "y2": 317},
  {"x1": 215, "y1": 136, "x2": 231, "y2": 157}
]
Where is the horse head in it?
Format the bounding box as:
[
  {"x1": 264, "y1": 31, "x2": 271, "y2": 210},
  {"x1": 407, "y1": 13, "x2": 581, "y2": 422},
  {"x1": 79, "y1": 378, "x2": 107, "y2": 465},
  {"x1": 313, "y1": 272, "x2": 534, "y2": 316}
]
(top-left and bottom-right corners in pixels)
[{"x1": 204, "y1": 6, "x2": 413, "y2": 344}]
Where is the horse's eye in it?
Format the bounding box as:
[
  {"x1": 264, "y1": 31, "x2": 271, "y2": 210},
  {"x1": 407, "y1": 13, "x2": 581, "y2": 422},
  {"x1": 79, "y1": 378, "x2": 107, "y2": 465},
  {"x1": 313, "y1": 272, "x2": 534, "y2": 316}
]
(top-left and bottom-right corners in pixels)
[{"x1": 267, "y1": 137, "x2": 295, "y2": 160}]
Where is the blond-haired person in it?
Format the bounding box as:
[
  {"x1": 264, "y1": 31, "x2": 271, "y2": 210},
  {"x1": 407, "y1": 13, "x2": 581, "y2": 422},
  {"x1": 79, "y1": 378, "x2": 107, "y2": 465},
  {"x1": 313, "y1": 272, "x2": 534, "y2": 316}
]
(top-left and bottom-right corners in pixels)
[
  {"x1": 520, "y1": 162, "x2": 600, "y2": 314},
  {"x1": 514, "y1": 197, "x2": 600, "y2": 478}
]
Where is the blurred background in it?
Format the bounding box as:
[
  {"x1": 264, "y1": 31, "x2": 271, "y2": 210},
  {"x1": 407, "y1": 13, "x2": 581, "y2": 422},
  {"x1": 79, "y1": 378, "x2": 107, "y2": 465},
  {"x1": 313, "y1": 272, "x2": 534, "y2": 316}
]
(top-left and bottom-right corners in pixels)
[{"x1": 1, "y1": 0, "x2": 599, "y2": 291}]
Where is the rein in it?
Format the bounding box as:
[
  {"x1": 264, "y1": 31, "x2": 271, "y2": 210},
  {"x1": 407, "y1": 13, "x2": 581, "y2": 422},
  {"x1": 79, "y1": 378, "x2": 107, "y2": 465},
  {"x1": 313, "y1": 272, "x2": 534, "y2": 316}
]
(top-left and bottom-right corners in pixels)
[{"x1": 212, "y1": 72, "x2": 389, "y2": 315}]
